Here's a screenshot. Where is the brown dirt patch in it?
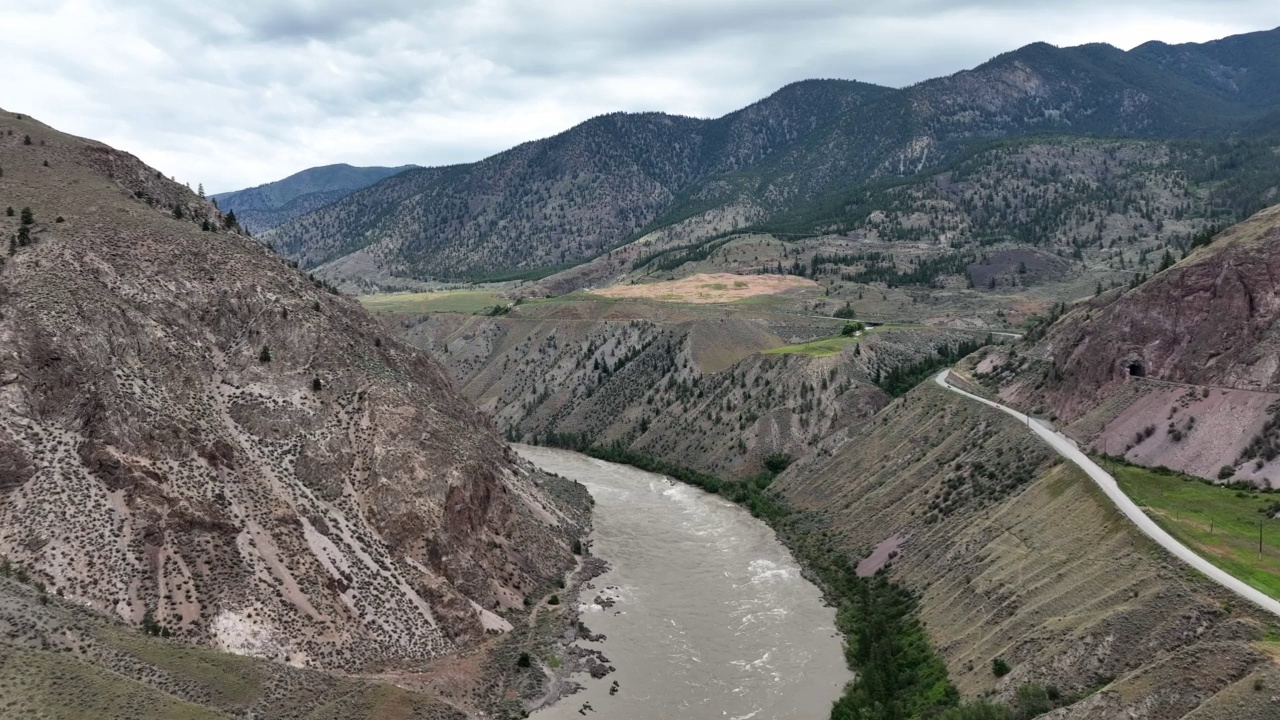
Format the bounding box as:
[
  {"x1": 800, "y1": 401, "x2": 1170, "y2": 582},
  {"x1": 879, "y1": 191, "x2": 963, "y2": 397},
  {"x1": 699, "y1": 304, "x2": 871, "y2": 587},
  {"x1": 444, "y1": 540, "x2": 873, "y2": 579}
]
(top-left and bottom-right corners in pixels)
[{"x1": 591, "y1": 273, "x2": 817, "y2": 304}]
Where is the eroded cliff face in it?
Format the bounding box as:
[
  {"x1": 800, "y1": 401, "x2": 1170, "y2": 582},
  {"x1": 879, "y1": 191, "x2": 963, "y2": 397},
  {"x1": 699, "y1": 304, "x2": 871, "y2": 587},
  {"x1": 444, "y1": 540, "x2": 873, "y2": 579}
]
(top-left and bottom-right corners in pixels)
[
  {"x1": 388, "y1": 299, "x2": 985, "y2": 480},
  {"x1": 966, "y1": 205, "x2": 1280, "y2": 483},
  {"x1": 1008, "y1": 205, "x2": 1280, "y2": 420},
  {"x1": 0, "y1": 110, "x2": 587, "y2": 671}
]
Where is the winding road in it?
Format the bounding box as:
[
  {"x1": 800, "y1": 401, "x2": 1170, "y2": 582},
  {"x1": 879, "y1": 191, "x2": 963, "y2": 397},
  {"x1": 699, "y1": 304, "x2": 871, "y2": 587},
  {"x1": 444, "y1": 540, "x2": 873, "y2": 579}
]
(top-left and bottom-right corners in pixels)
[{"x1": 934, "y1": 369, "x2": 1280, "y2": 618}]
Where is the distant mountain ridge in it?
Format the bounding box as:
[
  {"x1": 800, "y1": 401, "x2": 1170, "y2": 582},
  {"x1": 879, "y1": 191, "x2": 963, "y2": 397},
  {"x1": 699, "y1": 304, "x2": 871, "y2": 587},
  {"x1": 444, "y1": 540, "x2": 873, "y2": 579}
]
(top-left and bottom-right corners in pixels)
[
  {"x1": 261, "y1": 26, "x2": 1280, "y2": 286},
  {"x1": 212, "y1": 163, "x2": 417, "y2": 232},
  {"x1": 263, "y1": 79, "x2": 892, "y2": 279}
]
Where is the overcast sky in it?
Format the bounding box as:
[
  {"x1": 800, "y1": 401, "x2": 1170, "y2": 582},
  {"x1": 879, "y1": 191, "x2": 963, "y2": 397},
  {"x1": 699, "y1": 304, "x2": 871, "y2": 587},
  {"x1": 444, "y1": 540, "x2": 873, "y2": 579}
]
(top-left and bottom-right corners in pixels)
[{"x1": 4, "y1": 1, "x2": 1278, "y2": 193}]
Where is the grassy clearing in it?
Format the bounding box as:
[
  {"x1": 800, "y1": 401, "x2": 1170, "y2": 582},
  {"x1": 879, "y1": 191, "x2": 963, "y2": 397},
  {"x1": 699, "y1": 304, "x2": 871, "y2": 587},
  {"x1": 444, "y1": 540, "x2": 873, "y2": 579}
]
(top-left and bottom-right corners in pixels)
[
  {"x1": 0, "y1": 648, "x2": 229, "y2": 719},
  {"x1": 1109, "y1": 461, "x2": 1280, "y2": 599},
  {"x1": 762, "y1": 334, "x2": 859, "y2": 357},
  {"x1": 760, "y1": 325, "x2": 920, "y2": 357},
  {"x1": 358, "y1": 289, "x2": 501, "y2": 315},
  {"x1": 107, "y1": 629, "x2": 263, "y2": 706}
]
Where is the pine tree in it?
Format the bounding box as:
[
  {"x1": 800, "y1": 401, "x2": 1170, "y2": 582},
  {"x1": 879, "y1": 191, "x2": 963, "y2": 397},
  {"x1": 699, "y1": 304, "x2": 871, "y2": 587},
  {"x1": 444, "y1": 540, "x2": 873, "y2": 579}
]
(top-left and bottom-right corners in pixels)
[
  {"x1": 19, "y1": 207, "x2": 33, "y2": 225},
  {"x1": 197, "y1": 183, "x2": 205, "y2": 198},
  {"x1": 312, "y1": 377, "x2": 322, "y2": 391},
  {"x1": 172, "y1": 205, "x2": 185, "y2": 219},
  {"x1": 259, "y1": 345, "x2": 272, "y2": 363},
  {"x1": 223, "y1": 210, "x2": 237, "y2": 230},
  {"x1": 4, "y1": 207, "x2": 12, "y2": 217},
  {"x1": 17, "y1": 226, "x2": 30, "y2": 246}
]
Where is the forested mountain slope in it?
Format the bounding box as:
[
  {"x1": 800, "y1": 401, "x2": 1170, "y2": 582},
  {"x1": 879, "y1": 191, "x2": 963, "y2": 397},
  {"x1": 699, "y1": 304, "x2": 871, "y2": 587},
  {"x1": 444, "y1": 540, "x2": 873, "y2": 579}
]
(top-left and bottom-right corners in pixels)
[
  {"x1": 263, "y1": 80, "x2": 891, "y2": 279},
  {"x1": 265, "y1": 28, "x2": 1280, "y2": 287}
]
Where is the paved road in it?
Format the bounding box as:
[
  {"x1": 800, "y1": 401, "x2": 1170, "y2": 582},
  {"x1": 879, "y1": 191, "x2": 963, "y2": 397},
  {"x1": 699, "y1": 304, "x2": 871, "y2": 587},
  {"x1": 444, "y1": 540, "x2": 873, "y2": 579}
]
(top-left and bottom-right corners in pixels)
[{"x1": 934, "y1": 369, "x2": 1280, "y2": 618}]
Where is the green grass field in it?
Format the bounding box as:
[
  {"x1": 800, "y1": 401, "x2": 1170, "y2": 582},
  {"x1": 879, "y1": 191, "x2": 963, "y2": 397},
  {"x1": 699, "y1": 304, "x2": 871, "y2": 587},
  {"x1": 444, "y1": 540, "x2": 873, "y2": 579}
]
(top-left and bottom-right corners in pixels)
[
  {"x1": 761, "y1": 325, "x2": 920, "y2": 357},
  {"x1": 1110, "y1": 462, "x2": 1280, "y2": 600},
  {"x1": 762, "y1": 334, "x2": 859, "y2": 357},
  {"x1": 358, "y1": 290, "x2": 502, "y2": 315}
]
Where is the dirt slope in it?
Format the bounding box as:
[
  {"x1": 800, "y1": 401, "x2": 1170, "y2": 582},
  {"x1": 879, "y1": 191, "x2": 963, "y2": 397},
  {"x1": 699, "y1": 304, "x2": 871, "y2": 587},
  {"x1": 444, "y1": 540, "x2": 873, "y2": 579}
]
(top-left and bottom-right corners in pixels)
[
  {"x1": 0, "y1": 109, "x2": 588, "y2": 674},
  {"x1": 777, "y1": 383, "x2": 1280, "y2": 718}
]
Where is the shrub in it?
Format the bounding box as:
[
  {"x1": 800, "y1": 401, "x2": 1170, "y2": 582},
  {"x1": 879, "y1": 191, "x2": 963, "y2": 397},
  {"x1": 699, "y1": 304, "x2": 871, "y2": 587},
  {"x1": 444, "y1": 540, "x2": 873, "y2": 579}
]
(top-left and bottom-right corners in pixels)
[
  {"x1": 258, "y1": 345, "x2": 272, "y2": 363},
  {"x1": 547, "y1": 594, "x2": 560, "y2": 606},
  {"x1": 54, "y1": 216, "x2": 64, "y2": 223},
  {"x1": 312, "y1": 377, "x2": 322, "y2": 392},
  {"x1": 1219, "y1": 465, "x2": 1236, "y2": 480},
  {"x1": 516, "y1": 652, "x2": 531, "y2": 668},
  {"x1": 1013, "y1": 683, "x2": 1051, "y2": 719},
  {"x1": 841, "y1": 321, "x2": 865, "y2": 336},
  {"x1": 992, "y1": 657, "x2": 1011, "y2": 677},
  {"x1": 833, "y1": 302, "x2": 857, "y2": 319},
  {"x1": 764, "y1": 453, "x2": 793, "y2": 474},
  {"x1": 571, "y1": 538, "x2": 583, "y2": 555}
]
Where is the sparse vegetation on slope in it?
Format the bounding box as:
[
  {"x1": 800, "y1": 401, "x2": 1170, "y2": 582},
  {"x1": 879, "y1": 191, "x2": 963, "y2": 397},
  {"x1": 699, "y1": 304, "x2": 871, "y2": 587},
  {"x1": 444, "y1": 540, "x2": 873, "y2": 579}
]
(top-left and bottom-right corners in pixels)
[
  {"x1": 0, "y1": 576, "x2": 465, "y2": 720},
  {"x1": 0, "y1": 106, "x2": 590, "y2": 715}
]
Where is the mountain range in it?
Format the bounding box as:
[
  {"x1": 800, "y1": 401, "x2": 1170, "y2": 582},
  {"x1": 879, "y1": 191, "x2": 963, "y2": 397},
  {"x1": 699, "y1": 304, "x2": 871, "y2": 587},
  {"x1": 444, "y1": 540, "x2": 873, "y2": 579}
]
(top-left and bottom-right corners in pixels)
[
  {"x1": 222, "y1": 26, "x2": 1280, "y2": 287},
  {"x1": 211, "y1": 163, "x2": 417, "y2": 233}
]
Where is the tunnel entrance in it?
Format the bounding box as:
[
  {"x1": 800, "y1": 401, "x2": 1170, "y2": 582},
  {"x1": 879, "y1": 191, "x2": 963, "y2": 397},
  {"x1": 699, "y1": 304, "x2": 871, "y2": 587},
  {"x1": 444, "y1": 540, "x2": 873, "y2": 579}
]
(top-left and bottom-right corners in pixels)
[{"x1": 1127, "y1": 363, "x2": 1146, "y2": 378}]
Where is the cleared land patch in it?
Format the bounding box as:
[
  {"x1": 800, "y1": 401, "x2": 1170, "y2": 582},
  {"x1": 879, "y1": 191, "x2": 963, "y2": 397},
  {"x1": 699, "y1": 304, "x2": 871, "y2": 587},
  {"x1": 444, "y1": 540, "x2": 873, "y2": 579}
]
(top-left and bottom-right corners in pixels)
[
  {"x1": 762, "y1": 334, "x2": 859, "y2": 358},
  {"x1": 1111, "y1": 461, "x2": 1280, "y2": 599},
  {"x1": 590, "y1": 273, "x2": 817, "y2": 304},
  {"x1": 358, "y1": 289, "x2": 502, "y2": 315},
  {"x1": 761, "y1": 325, "x2": 922, "y2": 357}
]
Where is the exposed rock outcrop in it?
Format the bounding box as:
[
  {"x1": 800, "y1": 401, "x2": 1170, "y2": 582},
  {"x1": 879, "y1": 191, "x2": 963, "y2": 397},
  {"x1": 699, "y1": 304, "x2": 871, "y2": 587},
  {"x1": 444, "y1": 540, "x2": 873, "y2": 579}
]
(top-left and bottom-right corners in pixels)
[{"x1": 0, "y1": 109, "x2": 588, "y2": 671}]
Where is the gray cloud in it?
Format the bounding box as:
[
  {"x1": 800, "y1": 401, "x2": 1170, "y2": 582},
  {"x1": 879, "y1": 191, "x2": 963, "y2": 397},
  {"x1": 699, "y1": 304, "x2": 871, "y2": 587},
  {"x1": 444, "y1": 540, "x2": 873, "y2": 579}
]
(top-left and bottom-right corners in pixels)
[{"x1": 3, "y1": 0, "x2": 1278, "y2": 192}]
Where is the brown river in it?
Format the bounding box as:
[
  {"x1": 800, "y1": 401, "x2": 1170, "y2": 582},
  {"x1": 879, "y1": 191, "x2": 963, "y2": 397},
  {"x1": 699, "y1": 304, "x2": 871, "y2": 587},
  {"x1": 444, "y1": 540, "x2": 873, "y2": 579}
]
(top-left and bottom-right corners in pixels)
[{"x1": 516, "y1": 445, "x2": 850, "y2": 720}]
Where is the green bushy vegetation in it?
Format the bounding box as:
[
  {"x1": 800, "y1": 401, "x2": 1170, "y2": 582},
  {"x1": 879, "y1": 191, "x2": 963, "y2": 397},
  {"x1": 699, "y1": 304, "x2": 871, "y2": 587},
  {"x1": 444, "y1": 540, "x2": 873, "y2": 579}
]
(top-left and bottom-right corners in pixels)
[{"x1": 877, "y1": 336, "x2": 992, "y2": 397}]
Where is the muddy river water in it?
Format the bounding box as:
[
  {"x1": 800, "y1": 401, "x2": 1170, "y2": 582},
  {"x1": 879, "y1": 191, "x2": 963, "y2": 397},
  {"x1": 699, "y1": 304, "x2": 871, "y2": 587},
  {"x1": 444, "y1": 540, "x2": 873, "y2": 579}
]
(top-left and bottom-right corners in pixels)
[{"x1": 516, "y1": 445, "x2": 850, "y2": 720}]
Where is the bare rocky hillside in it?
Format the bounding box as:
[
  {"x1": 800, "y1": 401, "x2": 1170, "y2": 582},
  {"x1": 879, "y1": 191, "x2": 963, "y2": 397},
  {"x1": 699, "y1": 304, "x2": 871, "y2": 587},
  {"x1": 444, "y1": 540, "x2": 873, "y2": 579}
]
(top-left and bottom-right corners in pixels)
[
  {"x1": 0, "y1": 109, "x2": 588, "y2": 675},
  {"x1": 973, "y1": 204, "x2": 1280, "y2": 484}
]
